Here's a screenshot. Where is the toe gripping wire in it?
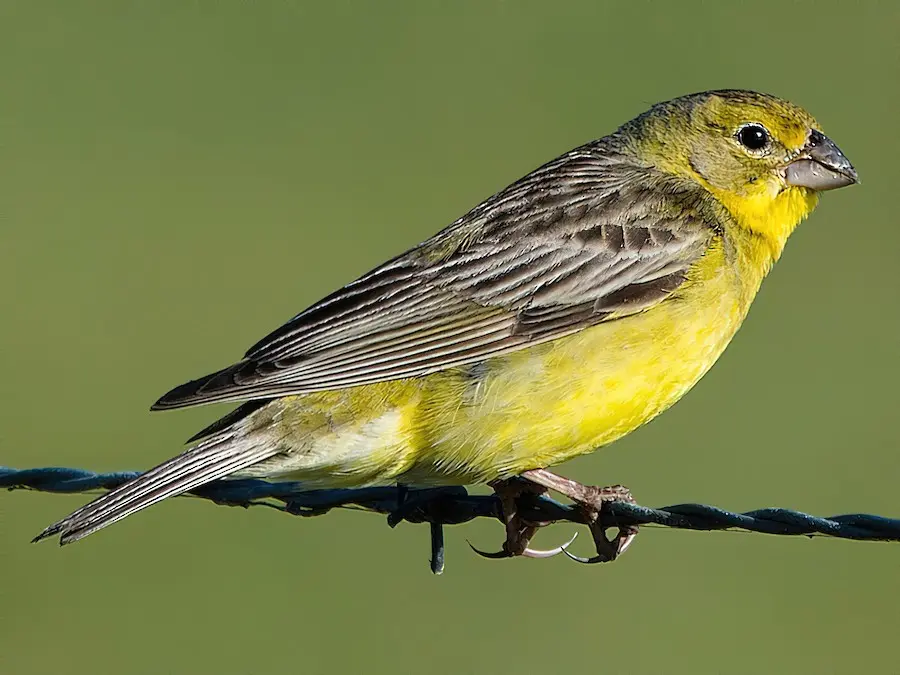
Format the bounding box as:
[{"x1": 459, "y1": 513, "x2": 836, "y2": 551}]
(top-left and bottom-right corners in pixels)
[{"x1": 4, "y1": 466, "x2": 900, "y2": 575}]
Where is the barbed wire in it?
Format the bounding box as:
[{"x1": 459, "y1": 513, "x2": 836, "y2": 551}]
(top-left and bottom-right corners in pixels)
[{"x1": 4, "y1": 466, "x2": 899, "y2": 574}]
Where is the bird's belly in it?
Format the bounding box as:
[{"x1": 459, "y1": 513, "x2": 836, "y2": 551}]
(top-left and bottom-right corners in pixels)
[
  {"x1": 404, "y1": 259, "x2": 748, "y2": 484},
  {"x1": 249, "y1": 246, "x2": 752, "y2": 489},
  {"x1": 236, "y1": 382, "x2": 425, "y2": 488}
]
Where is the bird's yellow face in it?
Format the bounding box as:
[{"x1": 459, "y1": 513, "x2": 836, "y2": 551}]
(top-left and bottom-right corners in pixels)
[
  {"x1": 688, "y1": 94, "x2": 819, "y2": 193},
  {"x1": 630, "y1": 90, "x2": 857, "y2": 254}
]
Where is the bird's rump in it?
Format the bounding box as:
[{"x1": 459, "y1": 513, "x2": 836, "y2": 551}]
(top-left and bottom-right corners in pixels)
[{"x1": 153, "y1": 143, "x2": 712, "y2": 411}]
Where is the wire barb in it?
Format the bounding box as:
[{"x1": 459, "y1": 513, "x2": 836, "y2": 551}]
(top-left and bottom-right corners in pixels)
[{"x1": 4, "y1": 466, "x2": 899, "y2": 574}]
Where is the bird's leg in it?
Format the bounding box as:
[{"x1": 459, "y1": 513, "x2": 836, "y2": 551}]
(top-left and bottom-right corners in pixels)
[
  {"x1": 520, "y1": 468, "x2": 639, "y2": 564},
  {"x1": 469, "y1": 476, "x2": 577, "y2": 559}
]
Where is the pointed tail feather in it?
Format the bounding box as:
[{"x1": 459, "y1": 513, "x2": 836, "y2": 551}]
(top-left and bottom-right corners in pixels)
[{"x1": 33, "y1": 434, "x2": 278, "y2": 545}]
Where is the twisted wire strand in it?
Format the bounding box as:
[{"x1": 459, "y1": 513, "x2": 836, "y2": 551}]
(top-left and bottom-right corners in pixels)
[{"x1": 4, "y1": 466, "x2": 899, "y2": 574}]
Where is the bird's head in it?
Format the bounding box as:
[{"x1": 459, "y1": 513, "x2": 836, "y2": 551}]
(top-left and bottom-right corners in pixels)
[{"x1": 622, "y1": 90, "x2": 858, "y2": 255}]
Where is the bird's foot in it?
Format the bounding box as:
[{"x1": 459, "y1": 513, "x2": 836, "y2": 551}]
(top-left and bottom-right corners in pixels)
[
  {"x1": 468, "y1": 476, "x2": 578, "y2": 559},
  {"x1": 520, "y1": 468, "x2": 639, "y2": 564}
]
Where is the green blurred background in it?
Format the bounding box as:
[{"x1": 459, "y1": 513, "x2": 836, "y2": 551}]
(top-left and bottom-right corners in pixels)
[{"x1": 2, "y1": 2, "x2": 898, "y2": 673}]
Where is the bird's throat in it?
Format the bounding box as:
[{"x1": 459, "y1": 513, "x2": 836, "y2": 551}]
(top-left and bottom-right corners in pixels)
[{"x1": 715, "y1": 182, "x2": 819, "y2": 262}]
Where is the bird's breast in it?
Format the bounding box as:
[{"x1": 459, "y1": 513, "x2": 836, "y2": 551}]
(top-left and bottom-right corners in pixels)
[{"x1": 405, "y1": 238, "x2": 753, "y2": 483}]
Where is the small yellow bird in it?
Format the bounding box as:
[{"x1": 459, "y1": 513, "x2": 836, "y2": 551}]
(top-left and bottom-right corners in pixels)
[{"x1": 36, "y1": 90, "x2": 857, "y2": 560}]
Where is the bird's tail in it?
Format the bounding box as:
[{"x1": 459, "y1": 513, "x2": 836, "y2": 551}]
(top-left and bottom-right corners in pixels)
[{"x1": 33, "y1": 432, "x2": 279, "y2": 545}]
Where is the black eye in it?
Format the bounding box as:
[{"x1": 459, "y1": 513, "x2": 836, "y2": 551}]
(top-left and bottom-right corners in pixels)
[{"x1": 736, "y1": 124, "x2": 770, "y2": 152}]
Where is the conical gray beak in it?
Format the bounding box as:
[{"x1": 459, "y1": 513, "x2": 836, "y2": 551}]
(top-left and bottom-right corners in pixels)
[{"x1": 784, "y1": 130, "x2": 858, "y2": 191}]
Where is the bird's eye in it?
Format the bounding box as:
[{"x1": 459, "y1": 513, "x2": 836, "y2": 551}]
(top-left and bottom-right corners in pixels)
[{"x1": 736, "y1": 124, "x2": 771, "y2": 152}]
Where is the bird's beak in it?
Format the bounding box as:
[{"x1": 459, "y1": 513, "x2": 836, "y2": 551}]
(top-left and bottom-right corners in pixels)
[{"x1": 783, "y1": 130, "x2": 858, "y2": 191}]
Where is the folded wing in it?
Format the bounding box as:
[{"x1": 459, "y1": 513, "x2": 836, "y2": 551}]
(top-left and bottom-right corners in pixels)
[{"x1": 154, "y1": 143, "x2": 712, "y2": 411}]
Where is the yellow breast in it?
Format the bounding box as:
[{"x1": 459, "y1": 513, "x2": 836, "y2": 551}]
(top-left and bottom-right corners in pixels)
[{"x1": 404, "y1": 235, "x2": 761, "y2": 484}]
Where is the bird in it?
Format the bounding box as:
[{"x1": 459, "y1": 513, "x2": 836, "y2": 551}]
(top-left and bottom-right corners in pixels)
[{"x1": 34, "y1": 89, "x2": 858, "y2": 561}]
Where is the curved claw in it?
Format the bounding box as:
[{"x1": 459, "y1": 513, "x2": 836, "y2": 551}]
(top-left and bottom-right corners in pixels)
[
  {"x1": 522, "y1": 531, "x2": 578, "y2": 559},
  {"x1": 467, "y1": 540, "x2": 512, "y2": 559},
  {"x1": 617, "y1": 530, "x2": 638, "y2": 556},
  {"x1": 562, "y1": 549, "x2": 609, "y2": 564},
  {"x1": 563, "y1": 527, "x2": 638, "y2": 564}
]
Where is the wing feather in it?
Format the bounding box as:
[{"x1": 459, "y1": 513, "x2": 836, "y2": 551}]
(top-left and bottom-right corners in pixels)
[{"x1": 153, "y1": 141, "x2": 714, "y2": 411}]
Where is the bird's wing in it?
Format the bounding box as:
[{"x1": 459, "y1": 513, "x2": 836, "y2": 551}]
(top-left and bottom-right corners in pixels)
[{"x1": 153, "y1": 144, "x2": 713, "y2": 410}]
